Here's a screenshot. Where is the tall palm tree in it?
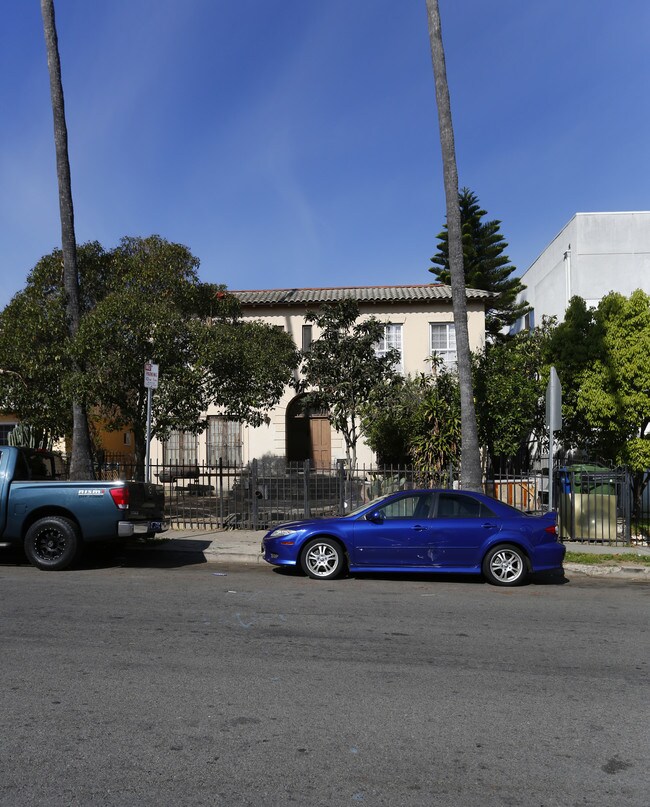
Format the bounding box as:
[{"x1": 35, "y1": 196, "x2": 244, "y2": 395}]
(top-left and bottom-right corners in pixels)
[
  {"x1": 425, "y1": 0, "x2": 482, "y2": 491},
  {"x1": 41, "y1": 0, "x2": 94, "y2": 479}
]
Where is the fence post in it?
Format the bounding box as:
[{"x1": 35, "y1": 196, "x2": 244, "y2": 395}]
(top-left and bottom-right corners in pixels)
[
  {"x1": 303, "y1": 459, "x2": 311, "y2": 519},
  {"x1": 251, "y1": 459, "x2": 258, "y2": 530},
  {"x1": 570, "y1": 471, "x2": 576, "y2": 541},
  {"x1": 218, "y1": 458, "x2": 224, "y2": 528},
  {"x1": 624, "y1": 469, "x2": 632, "y2": 544},
  {"x1": 337, "y1": 459, "x2": 346, "y2": 515}
]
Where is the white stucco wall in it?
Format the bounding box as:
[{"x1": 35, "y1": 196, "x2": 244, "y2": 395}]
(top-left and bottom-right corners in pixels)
[
  {"x1": 227, "y1": 299, "x2": 487, "y2": 466},
  {"x1": 514, "y1": 212, "x2": 650, "y2": 328},
  {"x1": 150, "y1": 295, "x2": 487, "y2": 467}
]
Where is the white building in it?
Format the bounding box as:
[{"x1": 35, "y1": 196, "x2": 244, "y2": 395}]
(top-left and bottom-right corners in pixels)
[
  {"x1": 150, "y1": 284, "x2": 491, "y2": 469},
  {"x1": 513, "y1": 211, "x2": 650, "y2": 330}
]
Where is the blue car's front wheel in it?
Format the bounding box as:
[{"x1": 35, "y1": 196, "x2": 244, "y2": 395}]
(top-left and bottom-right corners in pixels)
[{"x1": 301, "y1": 537, "x2": 345, "y2": 580}]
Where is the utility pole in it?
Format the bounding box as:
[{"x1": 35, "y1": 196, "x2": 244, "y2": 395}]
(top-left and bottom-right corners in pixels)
[
  {"x1": 144, "y1": 361, "x2": 159, "y2": 483},
  {"x1": 546, "y1": 366, "x2": 562, "y2": 510}
]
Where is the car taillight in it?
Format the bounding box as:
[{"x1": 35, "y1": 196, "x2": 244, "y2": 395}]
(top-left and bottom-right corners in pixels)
[
  {"x1": 545, "y1": 524, "x2": 558, "y2": 537},
  {"x1": 110, "y1": 487, "x2": 129, "y2": 510}
]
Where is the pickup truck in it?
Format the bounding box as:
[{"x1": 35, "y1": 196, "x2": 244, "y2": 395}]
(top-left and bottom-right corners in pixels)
[{"x1": 0, "y1": 446, "x2": 167, "y2": 571}]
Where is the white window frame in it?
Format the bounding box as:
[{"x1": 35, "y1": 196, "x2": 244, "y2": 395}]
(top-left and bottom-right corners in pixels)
[
  {"x1": 376, "y1": 323, "x2": 404, "y2": 372},
  {"x1": 430, "y1": 322, "x2": 457, "y2": 369}
]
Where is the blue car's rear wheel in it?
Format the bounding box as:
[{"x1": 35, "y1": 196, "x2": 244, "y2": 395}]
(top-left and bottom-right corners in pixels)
[
  {"x1": 482, "y1": 544, "x2": 528, "y2": 586},
  {"x1": 301, "y1": 537, "x2": 345, "y2": 580}
]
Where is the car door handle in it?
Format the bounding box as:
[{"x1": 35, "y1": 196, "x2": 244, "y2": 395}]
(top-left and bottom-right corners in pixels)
[
  {"x1": 482, "y1": 522, "x2": 497, "y2": 529},
  {"x1": 412, "y1": 525, "x2": 428, "y2": 531}
]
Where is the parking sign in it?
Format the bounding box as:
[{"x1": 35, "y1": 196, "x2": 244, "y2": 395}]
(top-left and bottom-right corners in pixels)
[{"x1": 144, "y1": 362, "x2": 159, "y2": 389}]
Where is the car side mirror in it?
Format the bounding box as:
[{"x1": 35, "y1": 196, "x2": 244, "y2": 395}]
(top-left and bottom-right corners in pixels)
[{"x1": 366, "y1": 511, "x2": 384, "y2": 524}]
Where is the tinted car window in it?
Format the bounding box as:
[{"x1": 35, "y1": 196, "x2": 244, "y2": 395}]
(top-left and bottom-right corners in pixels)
[
  {"x1": 27, "y1": 451, "x2": 55, "y2": 480},
  {"x1": 12, "y1": 450, "x2": 56, "y2": 481},
  {"x1": 436, "y1": 493, "x2": 495, "y2": 519},
  {"x1": 377, "y1": 493, "x2": 433, "y2": 520},
  {"x1": 12, "y1": 451, "x2": 31, "y2": 481}
]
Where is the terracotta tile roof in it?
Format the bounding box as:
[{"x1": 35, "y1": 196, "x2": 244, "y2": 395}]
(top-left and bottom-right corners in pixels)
[{"x1": 230, "y1": 284, "x2": 493, "y2": 306}]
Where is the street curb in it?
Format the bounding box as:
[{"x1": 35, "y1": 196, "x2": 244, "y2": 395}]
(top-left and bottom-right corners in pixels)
[{"x1": 563, "y1": 562, "x2": 650, "y2": 579}]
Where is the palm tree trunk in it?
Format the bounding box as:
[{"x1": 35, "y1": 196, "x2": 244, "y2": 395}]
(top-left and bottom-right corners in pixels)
[
  {"x1": 425, "y1": 0, "x2": 482, "y2": 492},
  {"x1": 41, "y1": 0, "x2": 94, "y2": 480}
]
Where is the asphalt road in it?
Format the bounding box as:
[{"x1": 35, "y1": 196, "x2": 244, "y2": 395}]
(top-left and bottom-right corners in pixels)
[{"x1": 1, "y1": 549, "x2": 648, "y2": 807}]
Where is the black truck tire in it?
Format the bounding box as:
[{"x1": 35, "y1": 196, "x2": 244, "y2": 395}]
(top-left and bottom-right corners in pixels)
[{"x1": 24, "y1": 516, "x2": 80, "y2": 571}]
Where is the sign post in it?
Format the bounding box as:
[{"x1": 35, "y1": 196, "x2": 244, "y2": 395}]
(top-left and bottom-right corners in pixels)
[
  {"x1": 144, "y1": 361, "x2": 159, "y2": 483},
  {"x1": 545, "y1": 366, "x2": 562, "y2": 511}
]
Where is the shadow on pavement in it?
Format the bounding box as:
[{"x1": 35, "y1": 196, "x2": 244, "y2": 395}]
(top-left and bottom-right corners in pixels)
[
  {"x1": 271, "y1": 566, "x2": 569, "y2": 586},
  {"x1": 84, "y1": 542, "x2": 211, "y2": 570},
  {"x1": 0, "y1": 543, "x2": 212, "y2": 572},
  {"x1": 532, "y1": 569, "x2": 570, "y2": 585}
]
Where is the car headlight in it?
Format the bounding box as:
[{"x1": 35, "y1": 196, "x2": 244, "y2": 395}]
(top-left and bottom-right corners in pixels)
[{"x1": 269, "y1": 528, "x2": 299, "y2": 539}]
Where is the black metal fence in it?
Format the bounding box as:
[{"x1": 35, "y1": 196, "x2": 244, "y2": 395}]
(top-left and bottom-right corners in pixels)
[
  {"x1": 154, "y1": 459, "x2": 425, "y2": 531},
  {"x1": 95, "y1": 454, "x2": 650, "y2": 546}
]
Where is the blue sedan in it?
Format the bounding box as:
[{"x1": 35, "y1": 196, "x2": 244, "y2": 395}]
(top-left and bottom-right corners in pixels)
[{"x1": 262, "y1": 489, "x2": 565, "y2": 586}]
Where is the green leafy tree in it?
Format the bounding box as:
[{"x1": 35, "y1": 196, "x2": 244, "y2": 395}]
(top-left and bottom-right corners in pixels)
[
  {"x1": 0, "y1": 246, "x2": 97, "y2": 441},
  {"x1": 575, "y1": 290, "x2": 650, "y2": 513},
  {"x1": 425, "y1": 1, "x2": 482, "y2": 491},
  {"x1": 545, "y1": 296, "x2": 601, "y2": 452},
  {"x1": 430, "y1": 188, "x2": 530, "y2": 338},
  {"x1": 361, "y1": 367, "x2": 461, "y2": 482},
  {"x1": 361, "y1": 375, "x2": 426, "y2": 466},
  {"x1": 75, "y1": 236, "x2": 300, "y2": 476},
  {"x1": 299, "y1": 300, "x2": 400, "y2": 471},
  {"x1": 473, "y1": 326, "x2": 551, "y2": 473},
  {"x1": 409, "y1": 367, "x2": 461, "y2": 485},
  {"x1": 0, "y1": 237, "x2": 300, "y2": 479},
  {"x1": 200, "y1": 318, "x2": 301, "y2": 429}
]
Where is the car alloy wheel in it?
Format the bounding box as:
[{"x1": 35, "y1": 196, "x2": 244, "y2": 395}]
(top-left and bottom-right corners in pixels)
[
  {"x1": 483, "y1": 544, "x2": 527, "y2": 586},
  {"x1": 301, "y1": 538, "x2": 344, "y2": 580}
]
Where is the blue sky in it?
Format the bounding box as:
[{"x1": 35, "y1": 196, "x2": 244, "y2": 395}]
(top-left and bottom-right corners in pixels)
[{"x1": 1, "y1": 0, "x2": 648, "y2": 310}]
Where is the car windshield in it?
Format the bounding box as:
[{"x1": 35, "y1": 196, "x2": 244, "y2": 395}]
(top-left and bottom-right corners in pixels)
[{"x1": 343, "y1": 494, "x2": 396, "y2": 518}]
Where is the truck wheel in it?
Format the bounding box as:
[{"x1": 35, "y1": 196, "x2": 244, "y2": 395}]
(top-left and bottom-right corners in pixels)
[{"x1": 24, "y1": 516, "x2": 80, "y2": 571}]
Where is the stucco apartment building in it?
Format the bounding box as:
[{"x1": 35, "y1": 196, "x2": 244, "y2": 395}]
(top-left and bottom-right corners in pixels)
[
  {"x1": 150, "y1": 284, "x2": 491, "y2": 469},
  {"x1": 512, "y1": 211, "x2": 650, "y2": 330}
]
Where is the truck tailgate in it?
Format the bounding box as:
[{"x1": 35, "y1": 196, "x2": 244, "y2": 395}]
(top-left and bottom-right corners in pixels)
[{"x1": 127, "y1": 482, "x2": 166, "y2": 523}]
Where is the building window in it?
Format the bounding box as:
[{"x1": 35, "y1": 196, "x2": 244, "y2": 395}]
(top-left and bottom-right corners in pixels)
[
  {"x1": 302, "y1": 324, "x2": 313, "y2": 353},
  {"x1": 0, "y1": 423, "x2": 18, "y2": 445},
  {"x1": 523, "y1": 310, "x2": 535, "y2": 331},
  {"x1": 207, "y1": 416, "x2": 242, "y2": 466},
  {"x1": 376, "y1": 323, "x2": 403, "y2": 371},
  {"x1": 430, "y1": 322, "x2": 457, "y2": 368},
  {"x1": 164, "y1": 430, "x2": 198, "y2": 465}
]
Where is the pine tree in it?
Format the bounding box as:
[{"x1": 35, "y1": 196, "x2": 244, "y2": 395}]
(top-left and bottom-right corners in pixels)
[{"x1": 430, "y1": 188, "x2": 530, "y2": 338}]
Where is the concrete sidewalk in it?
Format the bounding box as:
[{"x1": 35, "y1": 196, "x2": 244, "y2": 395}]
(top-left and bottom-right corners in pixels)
[{"x1": 132, "y1": 528, "x2": 650, "y2": 580}]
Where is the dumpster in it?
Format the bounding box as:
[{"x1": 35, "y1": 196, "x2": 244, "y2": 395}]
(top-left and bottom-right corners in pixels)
[
  {"x1": 558, "y1": 464, "x2": 618, "y2": 541},
  {"x1": 558, "y1": 464, "x2": 617, "y2": 496}
]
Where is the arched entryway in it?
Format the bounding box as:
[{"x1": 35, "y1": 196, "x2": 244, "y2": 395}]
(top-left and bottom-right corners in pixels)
[{"x1": 285, "y1": 395, "x2": 331, "y2": 470}]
